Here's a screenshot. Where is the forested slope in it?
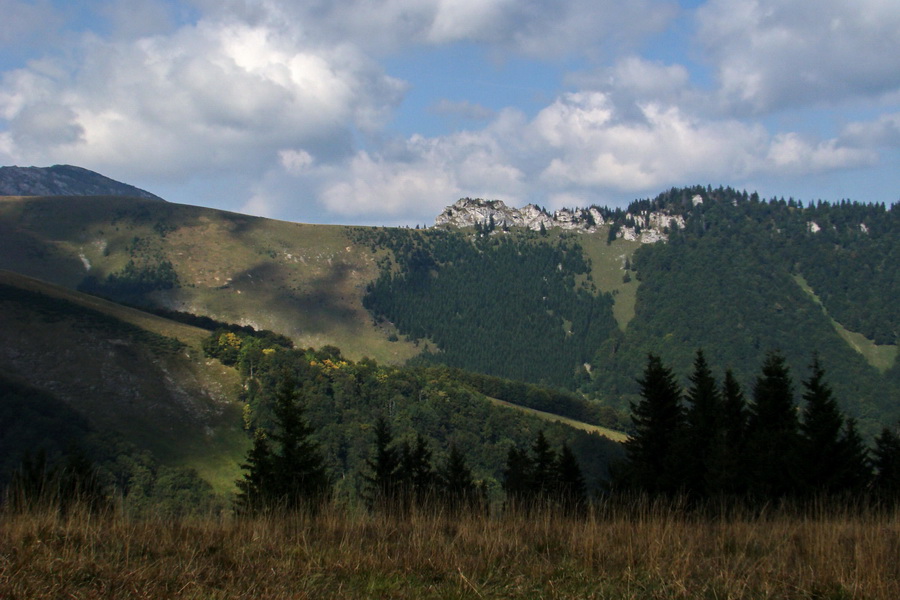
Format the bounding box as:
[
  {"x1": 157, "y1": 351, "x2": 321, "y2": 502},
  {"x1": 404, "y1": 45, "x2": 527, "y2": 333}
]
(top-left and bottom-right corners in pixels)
[{"x1": 363, "y1": 187, "x2": 899, "y2": 436}]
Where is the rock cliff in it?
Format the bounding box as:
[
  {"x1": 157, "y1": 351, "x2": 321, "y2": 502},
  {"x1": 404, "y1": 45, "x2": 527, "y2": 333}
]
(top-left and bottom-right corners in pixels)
[{"x1": 434, "y1": 197, "x2": 685, "y2": 243}]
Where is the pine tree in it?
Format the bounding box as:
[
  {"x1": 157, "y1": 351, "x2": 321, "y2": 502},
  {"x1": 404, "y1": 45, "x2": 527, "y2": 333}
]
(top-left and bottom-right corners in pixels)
[
  {"x1": 835, "y1": 418, "x2": 870, "y2": 493},
  {"x1": 235, "y1": 428, "x2": 276, "y2": 514},
  {"x1": 437, "y1": 444, "x2": 478, "y2": 513},
  {"x1": 363, "y1": 417, "x2": 402, "y2": 511},
  {"x1": 872, "y1": 426, "x2": 900, "y2": 500},
  {"x1": 623, "y1": 354, "x2": 685, "y2": 495},
  {"x1": 799, "y1": 356, "x2": 849, "y2": 494},
  {"x1": 235, "y1": 372, "x2": 330, "y2": 513},
  {"x1": 555, "y1": 442, "x2": 588, "y2": 514},
  {"x1": 270, "y1": 373, "x2": 330, "y2": 510},
  {"x1": 398, "y1": 433, "x2": 435, "y2": 505},
  {"x1": 530, "y1": 430, "x2": 558, "y2": 499},
  {"x1": 682, "y1": 350, "x2": 722, "y2": 498},
  {"x1": 745, "y1": 351, "x2": 801, "y2": 499},
  {"x1": 502, "y1": 445, "x2": 533, "y2": 509},
  {"x1": 710, "y1": 369, "x2": 748, "y2": 496}
]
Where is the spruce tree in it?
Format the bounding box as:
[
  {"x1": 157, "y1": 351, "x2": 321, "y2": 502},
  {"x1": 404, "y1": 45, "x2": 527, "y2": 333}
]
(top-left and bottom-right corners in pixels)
[
  {"x1": 437, "y1": 444, "x2": 478, "y2": 513},
  {"x1": 269, "y1": 372, "x2": 330, "y2": 510},
  {"x1": 502, "y1": 445, "x2": 533, "y2": 509},
  {"x1": 682, "y1": 349, "x2": 722, "y2": 498},
  {"x1": 398, "y1": 433, "x2": 435, "y2": 505},
  {"x1": 235, "y1": 428, "x2": 275, "y2": 514},
  {"x1": 799, "y1": 356, "x2": 849, "y2": 494},
  {"x1": 555, "y1": 442, "x2": 588, "y2": 514},
  {"x1": 530, "y1": 430, "x2": 558, "y2": 499},
  {"x1": 363, "y1": 417, "x2": 402, "y2": 510},
  {"x1": 712, "y1": 369, "x2": 748, "y2": 496},
  {"x1": 623, "y1": 354, "x2": 685, "y2": 495},
  {"x1": 872, "y1": 426, "x2": 900, "y2": 500},
  {"x1": 835, "y1": 418, "x2": 870, "y2": 493},
  {"x1": 745, "y1": 351, "x2": 801, "y2": 499}
]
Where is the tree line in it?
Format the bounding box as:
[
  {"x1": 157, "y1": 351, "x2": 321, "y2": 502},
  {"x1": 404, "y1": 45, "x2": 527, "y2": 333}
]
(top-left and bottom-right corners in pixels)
[
  {"x1": 620, "y1": 350, "x2": 900, "y2": 502},
  {"x1": 234, "y1": 345, "x2": 900, "y2": 516},
  {"x1": 234, "y1": 369, "x2": 589, "y2": 516}
]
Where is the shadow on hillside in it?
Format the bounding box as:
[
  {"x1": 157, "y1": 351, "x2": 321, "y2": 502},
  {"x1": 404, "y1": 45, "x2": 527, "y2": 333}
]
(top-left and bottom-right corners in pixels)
[{"x1": 228, "y1": 261, "x2": 360, "y2": 334}]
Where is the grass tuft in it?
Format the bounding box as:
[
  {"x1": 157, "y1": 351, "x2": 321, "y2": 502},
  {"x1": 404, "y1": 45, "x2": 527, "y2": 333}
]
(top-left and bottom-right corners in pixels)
[{"x1": 3, "y1": 500, "x2": 900, "y2": 598}]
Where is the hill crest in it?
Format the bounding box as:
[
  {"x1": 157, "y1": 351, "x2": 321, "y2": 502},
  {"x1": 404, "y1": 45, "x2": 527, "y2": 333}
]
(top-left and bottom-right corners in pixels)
[{"x1": 0, "y1": 164, "x2": 163, "y2": 201}]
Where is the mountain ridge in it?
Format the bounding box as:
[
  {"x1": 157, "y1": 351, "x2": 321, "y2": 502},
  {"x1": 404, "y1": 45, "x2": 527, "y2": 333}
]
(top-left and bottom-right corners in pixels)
[
  {"x1": 0, "y1": 164, "x2": 163, "y2": 201},
  {"x1": 1, "y1": 174, "x2": 897, "y2": 439}
]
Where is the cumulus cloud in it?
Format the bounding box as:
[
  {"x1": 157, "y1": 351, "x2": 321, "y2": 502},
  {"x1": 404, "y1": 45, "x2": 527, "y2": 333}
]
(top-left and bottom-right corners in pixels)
[
  {"x1": 840, "y1": 113, "x2": 900, "y2": 149},
  {"x1": 194, "y1": 0, "x2": 677, "y2": 58},
  {"x1": 315, "y1": 121, "x2": 527, "y2": 223},
  {"x1": 766, "y1": 133, "x2": 876, "y2": 174},
  {"x1": 2, "y1": 0, "x2": 895, "y2": 225},
  {"x1": 306, "y1": 90, "x2": 873, "y2": 223},
  {"x1": 0, "y1": 16, "x2": 405, "y2": 185},
  {"x1": 697, "y1": 0, "x2": 900, "y2": 113},
  {"x1": 532, "y1": 92, "x2": 770, "y2": 189},
  {"x1": 567, "y1": 56, "x2": 691, "y2": 104},
  {"x1": 279, "y1": 148, "x2": 314, "y2": 173},
  {"x1": 0, "y1": 0, "x2": 63, "y2": 49}
]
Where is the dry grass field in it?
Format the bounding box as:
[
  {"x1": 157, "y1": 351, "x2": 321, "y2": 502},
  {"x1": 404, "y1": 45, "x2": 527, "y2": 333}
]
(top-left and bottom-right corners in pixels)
[{"x1": 3, "y1": 500, "x2": 899, "y2": 599}]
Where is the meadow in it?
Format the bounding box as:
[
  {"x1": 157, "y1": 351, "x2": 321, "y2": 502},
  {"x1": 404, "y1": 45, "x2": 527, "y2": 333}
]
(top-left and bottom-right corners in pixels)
[{"x1": 3, "y1": 499, "x2": 898, "y2": 599}]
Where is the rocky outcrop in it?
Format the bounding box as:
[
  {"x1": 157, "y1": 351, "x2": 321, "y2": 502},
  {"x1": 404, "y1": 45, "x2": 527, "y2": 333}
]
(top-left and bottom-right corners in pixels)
[
  {"x1": 0, "y1": 164, "x2": 163, "y2": 200},
  {"x1": 435, "y1": 198, "x2": 605, "y2": 233},
  {"x1": 434, "y1": 197, "x2": 685, "y2": 243}
]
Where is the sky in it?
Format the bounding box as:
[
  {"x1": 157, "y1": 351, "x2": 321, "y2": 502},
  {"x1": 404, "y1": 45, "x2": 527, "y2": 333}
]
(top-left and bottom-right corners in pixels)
[{"x1": 1, "y1": 0, "x2": 899, "y2": 226}]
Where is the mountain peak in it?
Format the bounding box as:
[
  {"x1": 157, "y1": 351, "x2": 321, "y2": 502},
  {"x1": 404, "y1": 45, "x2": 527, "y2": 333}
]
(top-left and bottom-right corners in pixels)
[{"x1": 0, "y1": 164, "x2": 163, "y2": 201}]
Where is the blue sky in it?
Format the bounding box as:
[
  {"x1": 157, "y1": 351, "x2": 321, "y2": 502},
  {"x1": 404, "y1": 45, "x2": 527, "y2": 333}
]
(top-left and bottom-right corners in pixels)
[{"x1": 1, "y1": 0, "x2": 898, "y2": 226}]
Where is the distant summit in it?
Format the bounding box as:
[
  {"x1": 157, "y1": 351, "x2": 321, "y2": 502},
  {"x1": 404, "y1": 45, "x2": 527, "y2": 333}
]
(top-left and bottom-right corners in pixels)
[{"x1": 0, "y1": 165, "x2": 163, "y2": 201}]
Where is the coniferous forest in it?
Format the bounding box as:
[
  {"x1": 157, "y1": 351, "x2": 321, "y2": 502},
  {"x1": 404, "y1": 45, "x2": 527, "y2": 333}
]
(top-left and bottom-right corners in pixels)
[
  {"x1": 360, "y1": 187, "x2": 900, "y2": 437},
  {"x1": 2, "y1": 184, "x2": 900, "y2": 598}
]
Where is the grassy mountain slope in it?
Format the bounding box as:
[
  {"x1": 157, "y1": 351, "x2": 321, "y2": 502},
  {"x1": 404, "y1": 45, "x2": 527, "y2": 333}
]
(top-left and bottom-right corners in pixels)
[
  {"x1": 0, "y1": 269, "x2": 626, "y2": 500},
  {"x1": 2, "y1": 188, "x2": 897, "y2": 441},
  {"x1": 0, "y1": 271, "x2": 247, "y2": 493},
  {"x1": 0, "y1": 195, "x2": 418, "y2": 365},
  {"x1": 358, "y1": 190, "x2": 899, "y2": 437}
]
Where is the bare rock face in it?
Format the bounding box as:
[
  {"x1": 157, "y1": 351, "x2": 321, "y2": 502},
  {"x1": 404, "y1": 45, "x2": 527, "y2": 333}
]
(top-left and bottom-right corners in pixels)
[
  {"x1": 0, "y1": 164, "x2": 163, "y2": 200},
  {"x1": 434, "y1": 198, "x2": 605, "y2": 232},
  {"x1": 434, "y1": 197, "x2": 685, "y2": 243}
]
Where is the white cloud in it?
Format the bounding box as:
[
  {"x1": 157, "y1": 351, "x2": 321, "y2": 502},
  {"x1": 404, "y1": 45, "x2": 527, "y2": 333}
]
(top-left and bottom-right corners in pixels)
[
  {"x1": 766, "y1": 133, "x2": 876, "y2": 174},
  {"x1": 2, "y1": 0, "x2": 895, "y2": 225},
  {"x1": 315, "y1": 125, "x2": 526, "y2": 223},
  {"x1": 279, "y1": 149, "x2": 314, "y2": 173},
  {"x1": 532, "y1": 92, "x2": 771, "y2": 190},
  {"x1": 306, "y1": 90, "x2": 875, "y2": 223},
  {"x1": 840, "y1": 113, "x2": 900, "y2": 148},
  {"x1": 0, "y1": 0, "x2": 63, "y2": 48},
  {"x1": 568, "y1": 56, "x2": 690, "y2": 103},
  {"x1": 193, "y1": 0, "x2": 677, "y2": 58},
  {"x1": 697, "y1": 0, "x2": 900, "y2": 113},
  {"x1": 0, "y1": 17, "x2": 405, "y2": 183}
]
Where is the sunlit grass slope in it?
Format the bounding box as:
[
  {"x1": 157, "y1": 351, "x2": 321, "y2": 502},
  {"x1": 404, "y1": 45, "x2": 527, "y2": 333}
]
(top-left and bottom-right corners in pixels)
[
  {"x1": 0, "y1": 195, "x2": 419, "y2": 365},
  {"x1": 578, "y1": 231, "x2": 642, "y2": 330},
  {"x1": 794, "y1": 274, "x2": 897, "y2": 373}
]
